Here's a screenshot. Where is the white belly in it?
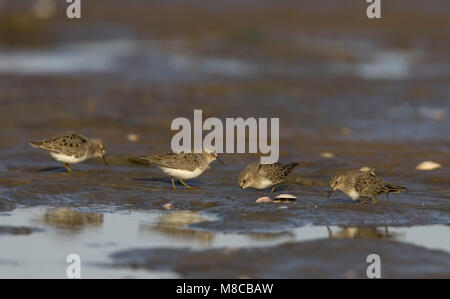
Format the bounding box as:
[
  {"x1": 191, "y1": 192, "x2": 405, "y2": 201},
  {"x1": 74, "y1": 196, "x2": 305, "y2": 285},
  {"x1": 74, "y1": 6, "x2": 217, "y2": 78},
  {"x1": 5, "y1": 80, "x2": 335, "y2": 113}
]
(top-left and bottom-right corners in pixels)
[
  {"x1": 347, "y1": 189, "x2": 360, "y2": 200},
  {"x1": 159, "y1": 167, "x2": 205, "y2": 180},
  {"x1": 50, "y1": 152, "x2": 87, "y2": 164}
]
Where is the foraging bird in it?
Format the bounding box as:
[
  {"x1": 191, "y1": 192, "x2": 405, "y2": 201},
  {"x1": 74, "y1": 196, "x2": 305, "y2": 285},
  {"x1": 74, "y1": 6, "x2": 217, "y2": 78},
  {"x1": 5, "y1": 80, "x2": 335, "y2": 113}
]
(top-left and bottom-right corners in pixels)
[
  {"x1": 30, "y1": 132, "x2": 107, "y2": 173},
  {"x1": 140, "y1": 148, "x2": 223, "y2": 190},
  {"x1": 238, "y1": 161, "x2": 299, "y2": 192},
  {"x1": 328, "y1": 167, "x2": 407, "y2": 204}
]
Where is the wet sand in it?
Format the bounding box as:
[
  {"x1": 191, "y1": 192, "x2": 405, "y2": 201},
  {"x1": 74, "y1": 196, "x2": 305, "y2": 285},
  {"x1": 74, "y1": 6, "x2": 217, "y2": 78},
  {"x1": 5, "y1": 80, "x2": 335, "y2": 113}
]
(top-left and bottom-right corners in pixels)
[{"x1": 0, "y1": 0, "x2": 449, "y2": 278}]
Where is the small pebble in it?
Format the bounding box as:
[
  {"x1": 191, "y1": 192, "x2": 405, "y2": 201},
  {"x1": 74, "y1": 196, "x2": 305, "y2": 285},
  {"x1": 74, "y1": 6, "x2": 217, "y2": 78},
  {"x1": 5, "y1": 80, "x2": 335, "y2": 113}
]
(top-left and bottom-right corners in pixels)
[
  {"x1": 32, "y1": 0, "x2": 57, "y2": 19},
  {"x1": 340, "y1": 127, "x2": 352, "y2": 136},
  {"x1": 163, "y1": 203, "x2": 173, "y2": 210},
  {"x1": 320, "y1": 152, "x2": 335, "y2": 158},
  {"x1": 416, "y1": 161, "x2": 442, "y2": 171},
  {"x1": 344, "y1": 269, "x2": 357, "y2": 279},
  {"x1": 360, "y1": 167, "x2": 375, "y2": 175},
  {"x1": 277, "y1": 206, "x2": 288, "y2": 209},
  {"x1": 255, "y1": 196, "x2": 272, "y2": 203}
]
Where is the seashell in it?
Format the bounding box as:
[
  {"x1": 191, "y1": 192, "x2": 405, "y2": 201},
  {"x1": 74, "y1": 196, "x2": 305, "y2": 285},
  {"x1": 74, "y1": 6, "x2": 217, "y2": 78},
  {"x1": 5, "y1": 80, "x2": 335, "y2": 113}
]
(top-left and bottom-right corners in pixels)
[
  {"x1": 416, "y1": 161, "x2": 442, "y2": 171},
  {"x1": 163, "y1": 203, "x2": 173, "y2": 210},
  {"x1": 320, "y1": 152, "x2": 335, "y2": 158},
  {"x1": 273, "y1": 194, "x2": 297, "y2": 203},
  {"x1": 255, "y1": 196, "x2": 272, "y2": 203},
  {"x1": 360, "y1": 167, "x2": 376, "y2": 175}
]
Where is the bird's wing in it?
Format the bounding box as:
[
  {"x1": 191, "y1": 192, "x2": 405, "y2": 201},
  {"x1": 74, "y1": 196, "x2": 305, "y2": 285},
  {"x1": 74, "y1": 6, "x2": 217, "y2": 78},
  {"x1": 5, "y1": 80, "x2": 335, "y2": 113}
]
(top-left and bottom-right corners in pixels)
[
  {"x1": 30, "y1": 133, "x2": 89, "y2": 157},
  {"x1": 355, "y1": 172, "x2": 389, "y2": 195},
  {"x1": 259, "y1": 162, "x2": 298, "y2": 183}
]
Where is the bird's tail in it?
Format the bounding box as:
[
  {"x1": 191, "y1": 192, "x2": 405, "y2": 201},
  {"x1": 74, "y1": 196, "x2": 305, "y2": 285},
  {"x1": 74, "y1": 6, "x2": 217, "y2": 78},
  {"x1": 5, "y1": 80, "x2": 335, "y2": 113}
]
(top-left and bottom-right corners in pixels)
[
  {"x1": 140, "y1": 156, "x2": 151, "y2": 162},
  {"x1": 140, "y1": 156, "x2": 159, "y2": 165},
  {"x1": 385, "y1": 183, "x2": 408, "y2": 193},
  {"x1": 286, "y1": 162, "x2": 300, "y2": 174}
]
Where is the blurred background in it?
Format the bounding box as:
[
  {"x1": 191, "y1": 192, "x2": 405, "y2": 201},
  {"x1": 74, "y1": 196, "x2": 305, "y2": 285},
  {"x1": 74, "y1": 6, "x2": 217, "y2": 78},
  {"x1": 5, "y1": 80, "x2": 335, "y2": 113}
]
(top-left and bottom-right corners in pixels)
[
  {"x1": 0, "y1": 0, "x2": 449, "y2": 278},
  {"x1": 1, "y1": 0, "x2": 449, "y2": 151}
]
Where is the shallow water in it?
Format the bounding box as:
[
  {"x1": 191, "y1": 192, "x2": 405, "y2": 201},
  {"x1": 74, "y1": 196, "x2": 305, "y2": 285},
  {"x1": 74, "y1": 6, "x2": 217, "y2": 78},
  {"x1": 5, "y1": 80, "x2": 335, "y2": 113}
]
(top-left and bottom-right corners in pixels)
[{"x1": 0, "y1": 207, "x2": 449, "y2": 278}]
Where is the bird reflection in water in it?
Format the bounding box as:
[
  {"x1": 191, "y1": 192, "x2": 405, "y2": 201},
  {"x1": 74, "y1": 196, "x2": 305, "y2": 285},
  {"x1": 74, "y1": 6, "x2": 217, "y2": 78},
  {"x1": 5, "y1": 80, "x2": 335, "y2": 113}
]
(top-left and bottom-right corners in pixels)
[
  {"x1": 246, "y1": 232, "x2": 294, "y2": 242},
  {"x1": 41, "y1": 208, "x2": 103, "y2": 231},
  {"x1": 327, "y1": 226, "x2": 399, "y2": 240},
  {"x1": 140, "y1": 211, "x2": 215, "y2": 244}
]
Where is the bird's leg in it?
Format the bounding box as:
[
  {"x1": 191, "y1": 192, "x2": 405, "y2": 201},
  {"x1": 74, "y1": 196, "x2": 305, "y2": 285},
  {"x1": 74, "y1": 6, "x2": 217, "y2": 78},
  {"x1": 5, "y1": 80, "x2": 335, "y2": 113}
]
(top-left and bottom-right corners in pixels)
[
  {"x1": 356, "y1": 198, "x2": 371, "y2": 205},
  {"x1": 370, "y1": 195, "x2": 379, "y2": 205},
  {"x1": 271, "y1": 186, "x2": 276, "y2": 193},
  {"x1": 171, "y1": 177, "x2": 176, "y2": 190},
  {"x1": 326, "y1": 226, "x2": 332, "y2": 237},
  {"x1": 179, "y1": 178, "x2": 193, "y2": 190},
  {"x1": 62, "y1": 162, "x2": 72, "y2": 173}
]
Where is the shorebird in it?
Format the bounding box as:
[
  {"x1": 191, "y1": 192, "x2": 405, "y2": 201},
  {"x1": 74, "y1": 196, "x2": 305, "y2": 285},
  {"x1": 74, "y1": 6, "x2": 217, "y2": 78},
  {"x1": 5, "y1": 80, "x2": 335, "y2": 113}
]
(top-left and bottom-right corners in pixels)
[
  {"x1": 238, "y1": 161, "x2": 299, "y2": 192},
  {"x1": 140, "y1": 148, "x2": 223, "y2": 190},
  {"x1": 30, "y1": 132, "x2": 106, "y2": 172},
  {"x1": 328, "y1": 167, "x2": 407, "y2": 204}
]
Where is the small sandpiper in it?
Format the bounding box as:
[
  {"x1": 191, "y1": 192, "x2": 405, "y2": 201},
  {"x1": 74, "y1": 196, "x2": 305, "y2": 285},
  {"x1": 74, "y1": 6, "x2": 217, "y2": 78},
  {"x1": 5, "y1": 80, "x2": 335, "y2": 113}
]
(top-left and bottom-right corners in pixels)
[
  {"x1": 30, "y1": 132, "x2": 107, "y2": 173},
  {"x1": 238, "y1": 161, "x2": 299, "y2": 192},
  {"x1": 328, "y1": 167, "x2": 407, "y2": 204},
  {"x1": 140, "y1": 148, "x2": 223, "y2": 190}
]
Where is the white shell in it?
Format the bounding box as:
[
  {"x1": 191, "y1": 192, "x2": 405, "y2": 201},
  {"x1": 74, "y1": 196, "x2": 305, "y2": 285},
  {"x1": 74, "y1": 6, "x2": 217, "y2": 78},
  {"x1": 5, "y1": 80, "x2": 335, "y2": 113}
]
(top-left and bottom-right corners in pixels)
[
  {"x1": 255, "y1": 196, "x2": 272, "y2": 203},
  {"x1": 274, "y1": 194, "x2": 297, "y2": 200},
  {"x1": 416, "y1": 161, "x2": 442, "y2": 171}
]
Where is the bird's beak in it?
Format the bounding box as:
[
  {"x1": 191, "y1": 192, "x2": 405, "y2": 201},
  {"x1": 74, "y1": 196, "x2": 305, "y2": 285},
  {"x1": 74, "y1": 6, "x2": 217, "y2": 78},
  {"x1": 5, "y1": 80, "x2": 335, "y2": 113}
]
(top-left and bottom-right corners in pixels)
[
  {"x1": 102, "y1": 155, "x2": 108, "y2": 165},
  {"x1": 217, "y1": 158, "x2": 225, "y2": 165},
  {"x1": 327, "y1": 188, "x2": 333, "y2": 198}
]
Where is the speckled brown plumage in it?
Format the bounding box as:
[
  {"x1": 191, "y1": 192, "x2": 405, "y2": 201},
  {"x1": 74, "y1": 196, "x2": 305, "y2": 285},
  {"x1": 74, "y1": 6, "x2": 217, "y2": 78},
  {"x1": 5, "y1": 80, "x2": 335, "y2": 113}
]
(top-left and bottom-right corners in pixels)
[
  {"x1": 257, "y1": 162, "x2": 299, "y2": 184},
  {"x1": 329, "y1": 168, "x2": 407, "y2": 204},
  {"x1": 140, "y1": 149, "x2": 221, "y2": 190},
  {"x1": 29, "y1": 132, "x2": 106, "y2": 172},
  {"x1": 30, "y1": 133, "x2": 89, "y2": 158},
  {"x1": 239, "y1": 161, "x2": 299, "y2": 191},
  {"x1": 140, "y1": 152, "x2": 208, "y2": 171}
]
